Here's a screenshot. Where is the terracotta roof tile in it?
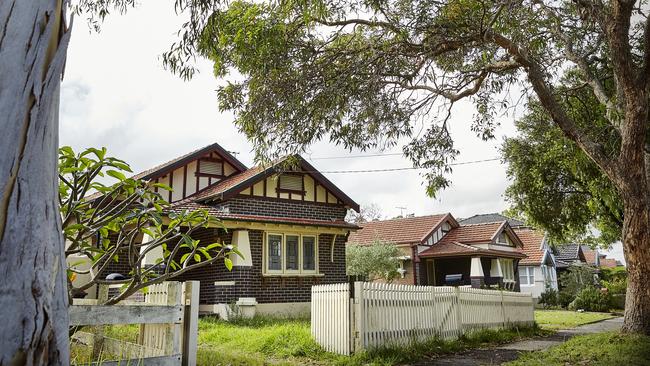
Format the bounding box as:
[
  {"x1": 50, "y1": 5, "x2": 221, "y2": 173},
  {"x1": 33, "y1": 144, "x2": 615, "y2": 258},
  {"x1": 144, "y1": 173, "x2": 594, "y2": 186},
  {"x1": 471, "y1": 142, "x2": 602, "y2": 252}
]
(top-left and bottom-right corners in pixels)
[
  {"x1": 581, "y1": 247, "x2": 599, "y2": 266},
  {"x1": 600, "y1": 258, "x2": 619, "y2": 268},
  {"x1": 437, "y1": 222, "x2": 504, "y2": 245},
  {"x1": 419, "y1": 241, "x2": 526, "y2": 259},
  {"x1": 190, "y1": 165, "x2": 266, "y2": 201},
  {"x1": 168, "y1": 200, "x2": 357, "y2": 229},
  {"x1": 346, "y1": 214, "x2": 450, "y2": 245},
  {"x1": 513, "y1": 228, "x2": 546, "y2": 265}
]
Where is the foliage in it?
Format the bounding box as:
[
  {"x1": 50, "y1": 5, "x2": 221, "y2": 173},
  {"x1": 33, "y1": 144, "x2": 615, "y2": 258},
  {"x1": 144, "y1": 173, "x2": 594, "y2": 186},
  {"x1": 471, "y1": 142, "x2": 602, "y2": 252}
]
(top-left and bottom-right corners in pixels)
[
  {"x1": 346, "y1": 241, "x2": 402, "y2": 282},
  {"x1": 600, "y1": 266, "x2": 628, "y2": 282},
  {"x1": 60, "y1": 146, "x2": 239, "y2": 304},
  {"x1": 505, "y1": 331, "x2": 650, "y2": 366},
  {"x1": 346, "y1": 203, "x2": 384, "y2": 224},
  {"x1": 534, "y1": 310, "x2": 616, "y2": 330},
  {"x1": 602, "y1": 278, "x2": 627, "y2": 296},
  {"x1": 77, "y1": 317, "x2": 542, "y2": 365},
  {"x1": 502, "y1": 97, "x2": 623, "y2": 245},
  {"x1": 568, "y1": 286, "x2": 612, "y2": 312},
  {"x1": 558, "y1": 265, "x2": 598, "y2": 308},
  {"x1": 538, "y1": 287, "x2": 560, "y2": 309}
]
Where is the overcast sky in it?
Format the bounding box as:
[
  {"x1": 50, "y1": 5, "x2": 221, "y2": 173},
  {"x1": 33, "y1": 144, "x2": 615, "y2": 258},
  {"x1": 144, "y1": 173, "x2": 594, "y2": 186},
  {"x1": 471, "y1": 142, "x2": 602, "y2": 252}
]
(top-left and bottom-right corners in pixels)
[{"x1": 59, "y1": 2, "x2": 624, "y2": 264}]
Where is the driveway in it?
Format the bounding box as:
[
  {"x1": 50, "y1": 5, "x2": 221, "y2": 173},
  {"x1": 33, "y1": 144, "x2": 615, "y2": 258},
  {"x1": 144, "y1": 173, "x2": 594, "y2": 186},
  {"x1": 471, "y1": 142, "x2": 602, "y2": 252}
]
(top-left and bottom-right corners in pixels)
[{"x1": 412, "y1": 317, "x2": 623, "y2": 365}]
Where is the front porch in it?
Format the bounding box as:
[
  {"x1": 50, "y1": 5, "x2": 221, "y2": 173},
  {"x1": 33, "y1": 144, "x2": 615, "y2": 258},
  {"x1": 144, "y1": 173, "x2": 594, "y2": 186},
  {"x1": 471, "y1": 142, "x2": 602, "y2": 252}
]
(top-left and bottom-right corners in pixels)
[{"x1": 418, "y1": 253, "x2": 524, "y2": 291}]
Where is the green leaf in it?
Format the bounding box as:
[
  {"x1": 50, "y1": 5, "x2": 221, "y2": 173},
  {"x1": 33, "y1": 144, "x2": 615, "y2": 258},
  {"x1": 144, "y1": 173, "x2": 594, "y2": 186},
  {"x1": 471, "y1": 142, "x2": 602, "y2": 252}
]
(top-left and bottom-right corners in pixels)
[
  {"x1": 224, "y1": 257, "x2": 233, "y2": 271},
  {"x1": 194, "y1": 254, "x2": 201, "y2": 262},
  {"x1": 106, "y1": 170, "x2": 127, "y2": 181}
]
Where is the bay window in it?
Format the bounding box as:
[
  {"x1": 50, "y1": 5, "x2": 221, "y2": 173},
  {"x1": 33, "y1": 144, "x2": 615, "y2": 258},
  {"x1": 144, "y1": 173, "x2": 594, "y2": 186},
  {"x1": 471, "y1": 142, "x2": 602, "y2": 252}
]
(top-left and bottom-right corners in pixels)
[{"x1": 264, "y1": 233, "x2": 318, "y2": 275}]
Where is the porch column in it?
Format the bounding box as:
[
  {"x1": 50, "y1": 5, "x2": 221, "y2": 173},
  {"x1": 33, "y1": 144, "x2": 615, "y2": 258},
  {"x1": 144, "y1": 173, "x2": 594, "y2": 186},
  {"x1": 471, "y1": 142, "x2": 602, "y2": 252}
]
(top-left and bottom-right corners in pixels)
[
  {"x1": 470, "y1": 257, "x2": 484, "y2": 288},
  {"x1": 231, "y1": 230, "x2": 253, "y2": 266},
  {"x1": 490, "y1": 258, "x2": 503, "y2": 287}
]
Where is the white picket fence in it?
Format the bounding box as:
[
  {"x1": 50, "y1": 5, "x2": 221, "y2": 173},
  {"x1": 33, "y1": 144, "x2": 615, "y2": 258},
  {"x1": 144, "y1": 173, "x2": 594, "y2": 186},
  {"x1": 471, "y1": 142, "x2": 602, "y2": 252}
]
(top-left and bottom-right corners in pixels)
[{"x1": 311, "y1": 282, "x2": 534, "y2": 355}]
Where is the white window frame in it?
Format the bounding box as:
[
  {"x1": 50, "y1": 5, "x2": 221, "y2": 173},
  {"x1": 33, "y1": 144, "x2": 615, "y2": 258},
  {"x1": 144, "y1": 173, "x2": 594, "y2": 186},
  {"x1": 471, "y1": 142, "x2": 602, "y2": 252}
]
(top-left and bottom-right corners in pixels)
[
  {"x1": 519, "y1": 267, "x2": 535, "y2": 286},
  {"x1": 263, "y1": 232, "x2": 319, "y2": 276},
  {"x1": 501, "y1": 259, "x2": 515, "y2": 282}
]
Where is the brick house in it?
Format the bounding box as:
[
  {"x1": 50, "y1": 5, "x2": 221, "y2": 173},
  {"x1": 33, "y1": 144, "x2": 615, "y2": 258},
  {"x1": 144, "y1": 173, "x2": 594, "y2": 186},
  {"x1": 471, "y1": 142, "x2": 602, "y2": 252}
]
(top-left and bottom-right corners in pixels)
[
  {"x1": 102, "y1": 142, "x2": 359, "y2": 316},
  {"x1": 347, "y1": 213, "x2": 527, "y2": 290}
]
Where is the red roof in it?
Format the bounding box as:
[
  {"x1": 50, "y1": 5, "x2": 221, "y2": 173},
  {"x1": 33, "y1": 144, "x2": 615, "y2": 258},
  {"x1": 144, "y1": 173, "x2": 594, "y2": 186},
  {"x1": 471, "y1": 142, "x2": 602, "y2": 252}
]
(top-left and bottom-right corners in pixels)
[
  {"x1": 582, "y1": 248, "x2": 599, "y2": 266},
  {"x1": 513, "y1": 228, "x2": 546, "y2": 265},
  {"x1": 191, "y1": 165, "x2": 266, "y2": 201},
  {"x1": 347, "y1": 214, "x2": 451, "y2": 245},
  {"x1": 600, "y1": 258, "x2": 619, "y2": 268},
  {"x1": 438, "y1": 222, "x2": 505, "y2": 245},
  {"x1": 418, "y1": 241, "x2": 526, "y2": 259},
  {"x1": 169, "y1": 200, "x2": 357, "y2": 229}
]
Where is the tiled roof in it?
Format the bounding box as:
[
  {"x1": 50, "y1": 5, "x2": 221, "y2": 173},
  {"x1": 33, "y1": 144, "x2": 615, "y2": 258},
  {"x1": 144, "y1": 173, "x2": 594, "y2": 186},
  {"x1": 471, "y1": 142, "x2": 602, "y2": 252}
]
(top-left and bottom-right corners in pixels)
[
  {"x1": 418, "y1": 241, "x2": 526, "y2": 259},
  {"x1": 514, "y1": 228, "x2": 546, "y2": 265},
  {"x1": 581, "y1": 245, "x2": 599, "y2": 265},
  {"x1": 346, "y1": 214, "x2": 450, "y2": 245},
  {"x1": 168, "y1": 200, "x2": 358, "y2": 229},
  {"x1": 459, "y1": 213, "x2": 525, "y2": 228},
  {"x1": 437, "y1": 222, "x2": 505, "y2": 245},
  {"x1": 191, "y1": 165, "x2": 267, "y2": 201},
  {"x1": 132, "y1": 142, "x2": 247, "y2": 180},
  {"x1": 554, "y1": 244, "x2": 581, "y2": 261},
  {"x1": 600, "y1": 258, "x2": 619, "y2": 268}
]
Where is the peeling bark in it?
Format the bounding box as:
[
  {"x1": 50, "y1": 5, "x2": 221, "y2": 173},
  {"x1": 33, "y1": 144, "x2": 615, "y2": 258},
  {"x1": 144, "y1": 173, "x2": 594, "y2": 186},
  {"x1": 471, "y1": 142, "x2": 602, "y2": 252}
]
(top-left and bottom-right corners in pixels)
[{"x1": 0, "y1": 0, "x2": 71, "y2": 364}]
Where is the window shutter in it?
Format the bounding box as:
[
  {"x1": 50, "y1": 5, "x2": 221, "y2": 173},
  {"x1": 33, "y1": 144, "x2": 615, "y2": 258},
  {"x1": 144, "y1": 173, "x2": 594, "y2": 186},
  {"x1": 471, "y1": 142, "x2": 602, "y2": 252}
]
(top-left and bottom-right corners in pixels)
[
  {"x1": 199, "y1": 160, "x2": 223, "y2": 176},
  {"x1": 279, "y1": 174, "x2": 303, "y2": 191}
]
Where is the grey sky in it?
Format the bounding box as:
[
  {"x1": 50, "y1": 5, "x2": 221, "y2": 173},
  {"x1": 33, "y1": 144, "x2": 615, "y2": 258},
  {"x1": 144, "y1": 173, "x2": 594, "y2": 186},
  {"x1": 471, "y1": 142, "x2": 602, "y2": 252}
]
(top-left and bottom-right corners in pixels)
[{"x1": 59, "y1": 2, "x2": 624, "y2": 263}]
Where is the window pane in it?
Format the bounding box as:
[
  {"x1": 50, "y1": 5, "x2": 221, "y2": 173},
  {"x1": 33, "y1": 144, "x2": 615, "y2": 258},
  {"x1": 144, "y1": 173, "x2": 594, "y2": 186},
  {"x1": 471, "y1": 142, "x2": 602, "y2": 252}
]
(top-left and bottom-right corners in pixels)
[
  {"x1": 528, "y1": 268, "x2": 535, "y2": 284},
  {"x1": 286, "y1": 235, "x2": 299, "y2": 270},
  {"x1": 268, "y1": 235, "x2": 282, "y2": 270},
  {"x1": 279, "y1": 174, "x2": 303, "y2": 191},
  {"x1": 519, "y1": 274, "x2": 528, "y2": 285},
  {"x1": 303, "y1": 236, "x2": 316, "y2": 270}
]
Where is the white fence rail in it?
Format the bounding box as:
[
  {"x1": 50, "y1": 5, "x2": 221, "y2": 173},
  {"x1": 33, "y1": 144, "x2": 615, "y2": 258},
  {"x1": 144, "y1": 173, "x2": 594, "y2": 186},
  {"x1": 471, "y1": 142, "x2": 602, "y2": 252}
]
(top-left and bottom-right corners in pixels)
[
  {"x1": 70, "y1": 281, "x2": 199, "y2": 366},
  {"x1": 311, "y1": 282, "x2": 534, "y2": 355}
]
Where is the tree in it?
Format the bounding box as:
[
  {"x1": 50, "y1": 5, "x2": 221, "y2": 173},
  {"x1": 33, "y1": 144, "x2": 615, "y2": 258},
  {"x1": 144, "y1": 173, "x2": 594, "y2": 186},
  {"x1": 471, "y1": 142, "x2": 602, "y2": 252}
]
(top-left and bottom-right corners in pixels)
[
  {"x1": 60, "y1": 147, "x2": 238, "y2": 306},
  {"x1": 346, "y1": 241, "x2": 402, "y2": 282},
  {"x1": 502, "y1": 97, "x2": 623, "y2": 246},
  {"x1": 196, "y1": 1, "x2": 650, "y2": 333},
  {"x1": 346, "y1": 203, "x2": 384, "y2": 223},
  {"x1": 0, "y1": 1, "x2": 226, "y2": 361}
]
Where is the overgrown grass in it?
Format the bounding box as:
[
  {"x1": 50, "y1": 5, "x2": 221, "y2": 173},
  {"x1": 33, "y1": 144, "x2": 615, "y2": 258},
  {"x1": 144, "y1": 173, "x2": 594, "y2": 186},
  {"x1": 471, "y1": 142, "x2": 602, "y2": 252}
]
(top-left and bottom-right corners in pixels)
[
  {"x1": 71, "y1": 316, "x2": 546, "y2": 365},
  {"x1": 505, "y1": 331, "x2": 650, "y2": 366},
  {"x1": 535, "y1": 310, "x2": 616, "y2": 330}
]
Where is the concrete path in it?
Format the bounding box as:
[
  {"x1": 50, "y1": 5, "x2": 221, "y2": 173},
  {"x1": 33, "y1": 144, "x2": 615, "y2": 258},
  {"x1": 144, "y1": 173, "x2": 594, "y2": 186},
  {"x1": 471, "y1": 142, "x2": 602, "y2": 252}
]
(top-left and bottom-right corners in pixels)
[{"x1": 412, "y1": 317, "x2": 623, "y2": 365}]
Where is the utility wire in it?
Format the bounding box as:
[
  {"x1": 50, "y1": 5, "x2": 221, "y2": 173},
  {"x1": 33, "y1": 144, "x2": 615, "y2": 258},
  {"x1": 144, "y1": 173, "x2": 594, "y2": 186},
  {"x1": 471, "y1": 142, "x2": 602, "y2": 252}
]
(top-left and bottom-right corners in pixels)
[
  {"x1": 312, "y1": 157, "x2": 501, "y2": 174},
  {"x1": 308, "y1": 152, "x2": 404, "y2": 160}
]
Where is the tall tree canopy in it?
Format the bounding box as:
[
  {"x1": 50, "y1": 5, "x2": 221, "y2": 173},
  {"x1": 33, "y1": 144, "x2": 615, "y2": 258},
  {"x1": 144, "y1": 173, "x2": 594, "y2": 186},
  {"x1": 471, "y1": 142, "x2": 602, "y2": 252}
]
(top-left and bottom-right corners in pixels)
[{"x1": 193, "y1": 0, "x2": 650, "y2": 333}]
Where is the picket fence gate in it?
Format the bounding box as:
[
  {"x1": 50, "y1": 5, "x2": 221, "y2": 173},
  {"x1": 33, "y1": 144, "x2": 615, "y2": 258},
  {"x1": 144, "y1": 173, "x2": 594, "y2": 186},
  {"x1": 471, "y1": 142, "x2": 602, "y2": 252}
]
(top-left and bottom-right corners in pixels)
[
  {"x1": 311, "y1": 282, "x2": 534, "y2": 355},
  {"x1": 70, "y1": 281, "x2": 199, "y2": 366}
]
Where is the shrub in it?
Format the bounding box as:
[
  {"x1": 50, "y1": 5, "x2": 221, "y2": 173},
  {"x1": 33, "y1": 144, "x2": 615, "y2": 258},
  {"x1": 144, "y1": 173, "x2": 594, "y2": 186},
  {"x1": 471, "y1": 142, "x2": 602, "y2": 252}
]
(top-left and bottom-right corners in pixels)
[
  {"x1": 538, "y1": 287, "x2": 559, "y2": 308},
  {"x1": 602, "y1": 278, "x2": 627, "y2": 295},
  {"x1": 568, "y1": 286, "x2": 612, "y2": 312},
  {"x1": 558, "y1": 289, "x2": 576, "y2": 308}
]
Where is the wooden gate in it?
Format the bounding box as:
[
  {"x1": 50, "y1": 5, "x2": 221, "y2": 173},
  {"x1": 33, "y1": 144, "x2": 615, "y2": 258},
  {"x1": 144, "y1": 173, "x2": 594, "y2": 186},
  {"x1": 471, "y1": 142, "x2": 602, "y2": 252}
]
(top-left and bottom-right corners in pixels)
[{"x1": 70, "y1": 281, "x2": 199, "y2": 366}]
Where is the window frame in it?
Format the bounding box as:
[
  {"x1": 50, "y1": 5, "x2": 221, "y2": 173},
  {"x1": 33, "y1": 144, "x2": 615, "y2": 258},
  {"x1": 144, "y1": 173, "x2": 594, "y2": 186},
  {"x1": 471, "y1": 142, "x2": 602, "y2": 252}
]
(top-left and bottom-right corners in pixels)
[
  {"x1": 276, "y1": 173, "x2": 305, "y2": 196},
  {"x1": 265, "y1": 233, "x2": 284, "y2": 275},
  {"x1": 263, "y1": 232, "x2": 319, "y2": 276},
  {"x1": 519, "y1": 267, "x2": 535, "y2": 286},
  {"x1": 196, "y1": 157, "x2": 225, "y2": 178}
]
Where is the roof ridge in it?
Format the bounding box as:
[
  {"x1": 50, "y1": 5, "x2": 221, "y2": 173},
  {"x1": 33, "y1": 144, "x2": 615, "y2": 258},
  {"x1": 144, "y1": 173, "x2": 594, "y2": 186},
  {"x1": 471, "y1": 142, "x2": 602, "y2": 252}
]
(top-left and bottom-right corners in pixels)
[
  {"x1": 459, "y1": 220, "x2": 506, "y2": 227},
  {"x1": 358, "y1": 213, "x2": 449, "y2": 225}
]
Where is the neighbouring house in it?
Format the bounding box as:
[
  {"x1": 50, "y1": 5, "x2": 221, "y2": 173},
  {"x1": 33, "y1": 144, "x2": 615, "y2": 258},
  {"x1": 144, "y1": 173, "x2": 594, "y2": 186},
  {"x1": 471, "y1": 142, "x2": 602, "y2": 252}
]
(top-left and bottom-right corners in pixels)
[
  {"x1": 599, "y1": 255, "x2": 620, "y2": 268},
  {"x1": 553, "y1": 243, "x2": 588, "y2": 275},
  {"x1": 347, "y1": 213, "x2": 527, "y2": 290},
  {"x1": 459, "y1": 214, "x2": 559, "y2": 301},
  {"x1": 581, "y1": 245, "x2": 601, "y2": 267},
  {"x1": 95, "y1": 142, "x2": 360, "y2": 316}
]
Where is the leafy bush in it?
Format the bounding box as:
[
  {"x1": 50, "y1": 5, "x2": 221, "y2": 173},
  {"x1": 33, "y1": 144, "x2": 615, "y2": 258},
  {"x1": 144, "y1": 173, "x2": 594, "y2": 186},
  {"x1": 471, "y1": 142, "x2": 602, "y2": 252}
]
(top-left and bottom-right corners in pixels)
[
  {"x1": 602, "y1": 278, "x2": 627, "y2": 295},
  {"x1": 558, "y1": 265, "x2": 598, "y2": 308},
  {"x1": 600, "y1": 266, "x2": 627, "y2": 282},
  {"x1": 346, "y1": 240, "x2": 402, "y2": 282},
  {"x1": 568, "y1": 286, "x2": 612, "y2": 312},
  {"x1": 538, "y1": 287, "x2": 559, "y2": 308}
]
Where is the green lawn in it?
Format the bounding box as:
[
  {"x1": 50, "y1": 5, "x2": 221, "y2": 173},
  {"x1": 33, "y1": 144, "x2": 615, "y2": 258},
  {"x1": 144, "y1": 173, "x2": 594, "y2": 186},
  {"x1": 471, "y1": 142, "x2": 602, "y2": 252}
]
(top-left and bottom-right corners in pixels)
[
  {"x1": 506, "y1": 331, "x2": 650, "y2": 366},
  {"x1": 535, "y1": 310, "x2": 616, "y2": 330},
  {"x1": 73, "y1": 316, "x2": 545, "y2": 366}
]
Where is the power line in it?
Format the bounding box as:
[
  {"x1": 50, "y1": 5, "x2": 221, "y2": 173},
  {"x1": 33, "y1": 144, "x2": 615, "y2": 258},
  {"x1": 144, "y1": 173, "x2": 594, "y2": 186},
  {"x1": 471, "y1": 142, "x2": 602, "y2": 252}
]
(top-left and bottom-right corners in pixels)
[
  {"x1": 308, "y1": 152, "x2": 404, "y2": 160},
  {"x1": 314, "y1": 157, "x2": 501, "y2": 174}
]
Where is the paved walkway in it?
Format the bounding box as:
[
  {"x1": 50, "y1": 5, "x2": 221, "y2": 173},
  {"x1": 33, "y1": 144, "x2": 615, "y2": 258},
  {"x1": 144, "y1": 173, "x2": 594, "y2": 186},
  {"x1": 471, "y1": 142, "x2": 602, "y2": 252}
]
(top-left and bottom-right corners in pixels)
[{"x1": 412, "y1": 317, "x2": 623, "y2": 365}]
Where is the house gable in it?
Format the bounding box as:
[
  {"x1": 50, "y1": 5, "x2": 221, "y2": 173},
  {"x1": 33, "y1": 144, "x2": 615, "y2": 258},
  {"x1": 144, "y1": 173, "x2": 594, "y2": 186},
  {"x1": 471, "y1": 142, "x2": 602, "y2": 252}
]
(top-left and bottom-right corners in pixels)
[
  {"x1": 150, "y1": 149, "x2": 245, "y2": 202},
  {"x1": 237, "y1": 171, "x2": 347, "y2": 205}
]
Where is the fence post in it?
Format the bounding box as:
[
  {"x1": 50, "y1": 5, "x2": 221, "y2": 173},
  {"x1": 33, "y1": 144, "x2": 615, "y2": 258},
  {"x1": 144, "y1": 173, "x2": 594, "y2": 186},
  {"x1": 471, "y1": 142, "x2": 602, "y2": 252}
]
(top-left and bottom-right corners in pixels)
[
  {"x1": 92, "y1": 284, "x2": 109, "y2": 359},
  {"x1": 182, "y1": 281, "x2": 199, "y2": 366},
  {"x1": 454, "y1": 287, "x2": 462, "y2": 337},
  {"x1": 353, "y1": 282, "x2": 364, "y2": 353},
  {"x1": 500, "y1": 290, "x2": 507, "y2": 328},
  {"x1": 163, "y1": 282, "x2": 183, "y2": 356}
]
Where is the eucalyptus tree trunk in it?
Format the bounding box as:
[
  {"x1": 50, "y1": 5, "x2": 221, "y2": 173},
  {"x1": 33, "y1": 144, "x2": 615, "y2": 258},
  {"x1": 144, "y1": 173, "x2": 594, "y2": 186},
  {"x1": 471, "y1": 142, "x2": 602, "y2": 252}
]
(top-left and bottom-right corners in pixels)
[{"x1": 0, "y1": 0, "x2": 71, "y2": 363}]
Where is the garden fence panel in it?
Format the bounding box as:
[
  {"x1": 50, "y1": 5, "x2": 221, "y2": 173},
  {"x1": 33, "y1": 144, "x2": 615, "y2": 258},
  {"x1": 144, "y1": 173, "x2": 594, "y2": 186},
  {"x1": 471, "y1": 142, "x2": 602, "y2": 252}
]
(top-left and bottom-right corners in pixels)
[{"x1": 311, "y1": 282, "x2": 535, "y2": 355}]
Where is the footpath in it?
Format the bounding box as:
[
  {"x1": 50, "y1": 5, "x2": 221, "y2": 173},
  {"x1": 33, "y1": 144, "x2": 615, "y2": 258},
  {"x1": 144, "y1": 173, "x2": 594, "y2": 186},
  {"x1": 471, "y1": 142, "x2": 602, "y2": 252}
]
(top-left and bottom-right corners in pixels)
[{"x1": 413, "y1": 317, "x2": 623, "y2": 365}]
